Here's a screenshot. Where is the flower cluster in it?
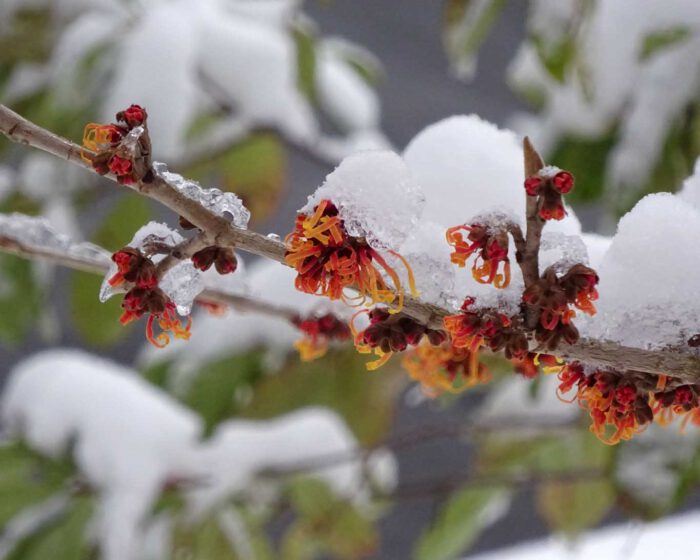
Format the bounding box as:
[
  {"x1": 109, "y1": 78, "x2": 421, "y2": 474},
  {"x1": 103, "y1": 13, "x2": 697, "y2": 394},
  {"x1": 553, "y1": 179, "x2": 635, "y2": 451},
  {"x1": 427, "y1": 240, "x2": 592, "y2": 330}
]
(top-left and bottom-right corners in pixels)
[
  {"x1": 285, "y1": 200, "x2": 416, "y2": 310},
  {"x1": 445, "y1": 224, "x2": 510, "y2": 288},
  {"x1": 441, "y1": 298, "x2": 528, "y2": 390},
  {"x1": 524, "y1": 167, "x2": 574, "y2": 221},
  {"x1": 108, "y1": 247, "x2": 191, "y2": 348},
  {"x1": 557, "y1": 363, "x2": 700, "y2": 443},
  {"x1": 291, "y1": 313, "x2": 351, "y2": 361},
  {"x1": 351, "y1": 307, "x2": 447, "y2": 370},
  {"x1": 81, "y1": 104, "x2": 149, "y2": 185},
  {"x1": 522, "y1": 264, "x2": 598, "y2": 349},
  {"x1": 444, "y1": 297, "x2": 528, "y2": 358},
  {"x1": 402, "y1": 342, "x2": 489, "y2": 397},
  {"x1": 191, "y1": 246, "x2": 238, "y2": 275}
]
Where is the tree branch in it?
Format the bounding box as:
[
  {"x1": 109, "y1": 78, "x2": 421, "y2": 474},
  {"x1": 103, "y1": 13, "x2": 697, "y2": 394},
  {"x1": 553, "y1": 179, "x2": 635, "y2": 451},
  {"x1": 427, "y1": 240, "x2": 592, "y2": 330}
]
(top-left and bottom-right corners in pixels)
[{"x1": 2, "y1": 104, "x2": 700, "y2": 381}]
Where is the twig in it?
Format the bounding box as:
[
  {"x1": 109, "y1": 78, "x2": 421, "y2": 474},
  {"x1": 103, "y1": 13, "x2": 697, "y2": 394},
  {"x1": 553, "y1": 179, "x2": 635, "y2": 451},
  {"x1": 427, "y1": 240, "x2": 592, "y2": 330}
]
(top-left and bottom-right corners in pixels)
[
  {"x1": 522, "y1": 137, "x2": 546, "y2": 330},
  {"x1": 0, "y1": 231, "x2": 298, "y2": 322},
  {"x1": 263, "y1": 417, "x2": 580, "y2": 477},
  {"x1": 389, "y1": 468, "x2": 606, "y2": 501},
  {"x1": 154, "y1": 233, "x2": 210, "y2": 278},
  {"x1": 2, "y1": 104, "x2": 700, "y2": 381}
]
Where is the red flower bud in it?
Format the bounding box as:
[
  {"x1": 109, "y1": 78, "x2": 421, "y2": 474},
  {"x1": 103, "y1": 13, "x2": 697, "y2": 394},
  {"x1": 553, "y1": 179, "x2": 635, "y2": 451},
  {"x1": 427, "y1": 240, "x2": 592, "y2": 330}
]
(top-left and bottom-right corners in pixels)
[
  {"x1": 109, "y1": 155, "x2": 133, "y2": 176},
  {"x1": 117, "y1": 104, "x2": 147, "y2": 128},
  {"x1": 191, "y1": 247, "x2": 218, "y2": 272},
  {"x1": 524, "y1": 176, "x2": 544, "y2": 196},
  {"x1": 552, "y1": 171, "x2": 574, "y2": 194},
  {"x1": 214, "y1": 248, "x2": 238, "y2": 275}
]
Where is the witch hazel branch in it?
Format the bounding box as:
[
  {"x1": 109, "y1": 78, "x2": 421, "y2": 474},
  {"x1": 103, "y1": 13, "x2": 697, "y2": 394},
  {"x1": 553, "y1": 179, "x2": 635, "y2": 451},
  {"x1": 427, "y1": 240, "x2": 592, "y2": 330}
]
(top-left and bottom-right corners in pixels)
[{"x1": 2, "y1": 102, "x2": 700, "y2": 444}]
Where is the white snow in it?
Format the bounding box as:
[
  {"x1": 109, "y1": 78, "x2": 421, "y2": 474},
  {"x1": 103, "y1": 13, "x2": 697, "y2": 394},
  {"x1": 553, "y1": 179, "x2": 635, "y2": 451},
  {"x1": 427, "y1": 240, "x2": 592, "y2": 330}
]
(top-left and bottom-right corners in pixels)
[
  {"x1": 508, "y1": 0, "x2": 700, "y2": 194},
  {"x1": 397, "y1": 221, "x2": 456, "y2": 306},
  {"x1": 466, "y1": 509, "x2": 700, "y2": 560},
  {"x1": 581, "y1": 193, "x2": 700, "y2": 348},
  {"x1": 677, "y1": 157, "x2": 700, "y2": 211},
  {"x1": 400, "y1": 115, "x2": 587, "y2": 310},
  {"x1": 403, "y1": 115, "x2": 527, "y2": 230},
  {"x1": 103, "y1": 3, "x2": 198, "y2": 161},
  {"x1": 316, "y1": 39, "x2": 382, "y2": 133},
  {"x1": 188, "y1": 407, "x2": 397, "y2": 516},
  {"x1": 0, "y1": 350, "x2": 203, "y2": 560},
  {"x1": 403, "y1": 115, "x2": 582, "y2": 236},
  {"x1": 301, "y1": 150, "x2": 425, "y2": 251},
  {"x1": 1, "y1": 349, "x2": 392, "y2": 560}
]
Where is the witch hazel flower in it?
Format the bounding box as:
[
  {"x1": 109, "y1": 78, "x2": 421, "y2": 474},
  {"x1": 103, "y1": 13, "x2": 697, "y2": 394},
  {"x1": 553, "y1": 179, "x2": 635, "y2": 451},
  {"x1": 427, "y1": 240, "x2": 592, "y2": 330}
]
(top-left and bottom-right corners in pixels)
[
  {"x1": 285, "y1": 199, "x2": 417, "y2": 311},
  {"x1": 524, "y1": 165, "x2": 575, "y2": 221},
  {"x1": 292, "y1": 313, "x2": 352, "y2": 362},
  {"x1": 401, "y1": 342, "x2": 490, "y2": 397},
  {"x1": 444, "y1": 297, "x2": 527, "y2": 363},
  {"x1": 106, "y1": 246, "x2": 192, "y2": 347},
  {"x1": 445, "y1": 223, "x2": 511, "y2": 288},
  {"x1": 522, "y1": 264, "x2": 598, "y2": 350},
  {"x1": 557, "y1": 364, "x2": 656, "y2": 444},
  {"x1": 350, "y1": 307, "x2": 446, "y2": 370},
  {"x1": 81, "y1": 104, "x2": 151, "y2": 185}
]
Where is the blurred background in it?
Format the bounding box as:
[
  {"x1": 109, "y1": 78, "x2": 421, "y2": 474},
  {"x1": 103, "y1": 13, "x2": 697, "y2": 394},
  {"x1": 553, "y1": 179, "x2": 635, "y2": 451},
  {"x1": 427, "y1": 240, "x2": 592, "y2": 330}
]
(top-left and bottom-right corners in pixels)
[{"x1": 2, "y1": 1, "x2": 700, "y2": 559}]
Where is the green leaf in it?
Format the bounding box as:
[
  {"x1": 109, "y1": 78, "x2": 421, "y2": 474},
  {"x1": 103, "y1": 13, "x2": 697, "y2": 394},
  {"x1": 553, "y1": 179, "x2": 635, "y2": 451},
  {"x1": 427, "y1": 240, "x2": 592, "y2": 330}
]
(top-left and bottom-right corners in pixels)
[
  {"x1": 0, "y1": 443, "x2": 72, "y2": 528},
  {"x1": 183, "y1": 350, "x2": 266, "y2": 435},
  {"x1": 531, "y1": 33, "x2": 577, "y2": 84},
  {"x1": 0, "y1": 255, "x2": 41, "y2": 344},
  {"x1": 549, "y1": 133, "x2": 617, "y2": 203},
  {"x1": 240, "y1": 347, "x2": 401, "y2": 446},
  {"x1": 285, "y1": 478, "x2": 377, "y2": 560},
  {"x1": 173, "y1": 509, "x2": 274, "y2": 560},
  {"x1": 536, "y1": 478, "x2": 614, "y2": 537},
  {"x1": 416, "y1": 485, "x2": 510, "y2": 560},
  {"x1": 287, "y1": 477, "x2": 337, "y2": 520},
  {"x1": 91, "y1": 192, "x2": 152, "y2": 251},
  {"x1": 185, "y1": 133, "x2": 286, "y2": 223},
  {"x1": 442, "y1": 0, "x2": 507, "y2": 78},
  {"x1": 6, "y1": 497, "x2": 93, "y2": 560},
  {"x1": 533, "y1": 432, "x2": 615, "y2": 536},
  {"x1": 175, "y1": 517, "x2": 238, "y2": 560},
  {"x1": 640, "y1": 26, "x2": 691, "y2": 61},
  {"x1": 294, "y1": 24, "x2": 317, "y2": 102},
  {"x1": 70, "y1": 194, "x2": 151, "y2": 347},
  {"x1": 70, "y1": 271, "x2": 129, "y2": 347}
]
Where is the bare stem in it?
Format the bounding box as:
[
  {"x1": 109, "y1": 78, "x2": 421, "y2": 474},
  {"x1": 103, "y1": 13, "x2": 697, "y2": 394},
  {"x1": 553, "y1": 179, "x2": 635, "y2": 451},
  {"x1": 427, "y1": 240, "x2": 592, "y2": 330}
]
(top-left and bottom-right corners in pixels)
[{"x1": 2, "y1": 104, "x2": 700, "y2": 381}]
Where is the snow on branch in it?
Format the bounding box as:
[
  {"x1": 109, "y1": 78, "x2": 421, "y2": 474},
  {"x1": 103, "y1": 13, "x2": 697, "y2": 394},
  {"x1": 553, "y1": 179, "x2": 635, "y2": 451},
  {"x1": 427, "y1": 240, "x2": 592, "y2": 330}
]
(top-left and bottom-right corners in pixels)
[{"x1": 1, "y1": 103, "x2": 699, "y2": 384}]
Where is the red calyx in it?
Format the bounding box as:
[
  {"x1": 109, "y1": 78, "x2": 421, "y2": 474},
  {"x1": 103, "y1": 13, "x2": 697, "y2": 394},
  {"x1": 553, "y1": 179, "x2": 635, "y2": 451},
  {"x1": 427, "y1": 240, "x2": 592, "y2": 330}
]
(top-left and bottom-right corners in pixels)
[
  {"x1": 524, "y1": 176, "x2": 544, "y2": 196},
  {"x1": 552, "y1": 171, "x2": 574, "y2": 194},
  {"x1": 109, "y1": 155, "x2": 133, "y2": 177},
  {"x1": 117, "y1": 104, "x2": 147, "y2": 128}
]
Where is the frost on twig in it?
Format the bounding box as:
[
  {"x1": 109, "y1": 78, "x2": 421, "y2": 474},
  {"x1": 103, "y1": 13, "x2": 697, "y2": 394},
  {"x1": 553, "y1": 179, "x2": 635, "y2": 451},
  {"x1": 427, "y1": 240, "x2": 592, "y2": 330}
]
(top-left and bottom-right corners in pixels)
[
  {"x1": 0, "y1": 212, "x2": 110, "y2": 271},
  {"x1": 153, "y1": 162, "x2": 250, "y2": 228}
]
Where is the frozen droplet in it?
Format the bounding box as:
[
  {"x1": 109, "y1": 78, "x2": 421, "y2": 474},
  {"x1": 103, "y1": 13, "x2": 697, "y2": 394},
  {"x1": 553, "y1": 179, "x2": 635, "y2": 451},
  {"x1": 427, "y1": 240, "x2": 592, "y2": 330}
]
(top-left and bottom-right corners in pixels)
[
  {"x1": 160, "y1": 261, "x2": 204, "y2": 316},
  {"x1": 153, "y1": 161, "x2": 250, "y2": 228}
]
